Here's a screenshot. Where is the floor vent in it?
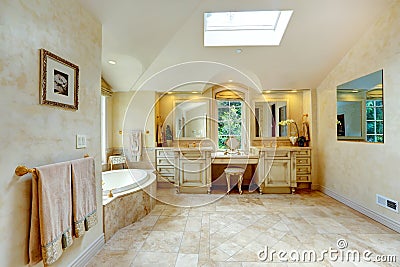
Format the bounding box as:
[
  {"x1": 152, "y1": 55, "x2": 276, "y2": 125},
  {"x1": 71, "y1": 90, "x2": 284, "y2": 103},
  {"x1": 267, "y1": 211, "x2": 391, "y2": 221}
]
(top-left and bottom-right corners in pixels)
[{"x1": 376, "y1": 194, "x2": 398, "y2": 213}]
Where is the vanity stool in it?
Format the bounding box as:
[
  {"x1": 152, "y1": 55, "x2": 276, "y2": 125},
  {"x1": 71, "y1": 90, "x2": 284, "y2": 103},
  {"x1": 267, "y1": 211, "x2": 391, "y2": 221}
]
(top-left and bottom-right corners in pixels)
[{"x1": 224, "y1": 167, "x2": 245, "y2": 194}]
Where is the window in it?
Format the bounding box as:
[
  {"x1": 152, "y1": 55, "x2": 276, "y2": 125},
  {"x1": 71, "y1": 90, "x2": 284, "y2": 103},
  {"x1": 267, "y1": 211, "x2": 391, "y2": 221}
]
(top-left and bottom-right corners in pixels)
[
  {"x1": 217, "y1": 100, "x2": 243, "y2": 149},
  {"x1": 101, "y1": 96, "x2": 107, "y2": 163},
  {"x1": 204, "y1": 10, "x2": 293, "y2": 46},
  {"x1": 366, "y1": 100, "x2": 383, "y2": 142}
]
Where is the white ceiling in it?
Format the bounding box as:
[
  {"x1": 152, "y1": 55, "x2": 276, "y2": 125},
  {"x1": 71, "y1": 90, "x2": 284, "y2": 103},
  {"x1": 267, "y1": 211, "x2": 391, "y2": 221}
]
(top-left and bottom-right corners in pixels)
[{"x1": 78, "y1": 0, "x2": 393, "y2": 92}]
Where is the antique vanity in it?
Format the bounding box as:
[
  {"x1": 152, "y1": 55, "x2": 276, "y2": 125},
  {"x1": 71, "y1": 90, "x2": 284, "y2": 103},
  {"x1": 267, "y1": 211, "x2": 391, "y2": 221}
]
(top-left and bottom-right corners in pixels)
[{"x1": 155, "y1": 86, "x2": 314, "y2": 194}]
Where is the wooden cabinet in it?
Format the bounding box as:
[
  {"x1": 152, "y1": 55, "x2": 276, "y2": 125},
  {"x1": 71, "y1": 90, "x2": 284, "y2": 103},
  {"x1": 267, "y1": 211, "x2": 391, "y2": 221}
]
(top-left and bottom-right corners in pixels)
[
  {"x1": 263, "y1": 159, "x2": 291, "y2": 187},
  {"x1": 294, "y1": 149, "x2": 311, "y2": 182},
  {"x1": 259, "y1": 149, "x2": 294, "y2": 194},
  {"x1": 259, "y1": 147, "x2": 311, "y2": 194},
  {"x1": 175, "y1": 150, "x2": 211, "y2": 193},
  {"x1": 155, "y1": 148, "x2": 175, "y2": 183}
]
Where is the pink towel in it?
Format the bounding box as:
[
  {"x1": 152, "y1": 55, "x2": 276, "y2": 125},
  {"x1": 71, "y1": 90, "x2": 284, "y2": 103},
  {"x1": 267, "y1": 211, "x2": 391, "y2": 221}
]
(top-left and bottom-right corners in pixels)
[
  {"x1": 71, "y1": 157, "x2": 97, "y2": 238},
  {"x1": 29, "y1": 162, "x2": 73, "y2": 266}
]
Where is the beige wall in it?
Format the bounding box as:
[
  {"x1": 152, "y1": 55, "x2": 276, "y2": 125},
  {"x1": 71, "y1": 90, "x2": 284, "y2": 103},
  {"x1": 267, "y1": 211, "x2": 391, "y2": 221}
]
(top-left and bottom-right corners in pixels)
[
  {"x1": 316, "y1": 2, "x2": 400, "y2": 221},
  {"x1": 0, "y1": 1, "x2": 102, "y2": 266},
  {"x1": 112, "y1": 91, "x2": 156, "y2": 149}
]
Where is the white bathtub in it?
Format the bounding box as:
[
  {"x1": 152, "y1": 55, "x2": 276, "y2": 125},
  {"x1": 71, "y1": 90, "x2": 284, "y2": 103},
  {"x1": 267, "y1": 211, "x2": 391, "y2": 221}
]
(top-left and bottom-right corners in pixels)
[{"x1": 102, "y1": 169, "x2": 150, "y2": 195}]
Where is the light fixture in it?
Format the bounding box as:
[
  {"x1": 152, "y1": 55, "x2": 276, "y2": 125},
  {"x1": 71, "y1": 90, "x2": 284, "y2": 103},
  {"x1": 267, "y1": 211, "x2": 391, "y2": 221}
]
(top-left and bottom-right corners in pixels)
[
  {"x1": 235, "y1": 48, "x2": 242, "y2": 54},
  {"x1": 167, "y1": 92, "x2": 173, "y2": 94},
  {"x1": 291, "y1": 90, "x2": 297, "y2": 93},
  {"x1": 263, "y1": 90, "x2": 271, "y2": 94},
  {"x1": 108, "y1": 60, "x2": 117, "y2": 65},
  {"x1": 352, "y1": 90, "x2": 359, "y2": 93},
  {"x1": 228, "y1": 79, "x2": 233, "y2": 83},
  {"x1": 192, "y1": 91, "x2": 198, "y2": 94}
]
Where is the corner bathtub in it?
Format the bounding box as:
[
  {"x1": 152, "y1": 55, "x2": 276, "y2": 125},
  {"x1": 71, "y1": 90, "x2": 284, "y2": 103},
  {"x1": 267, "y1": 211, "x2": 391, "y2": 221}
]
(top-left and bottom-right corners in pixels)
[
  {"x1": 102, "y1": 169, "x2": 157, "y2": 241},
  {"x1": 102, "y1": 169, "x2": 150, "y2": 195}
]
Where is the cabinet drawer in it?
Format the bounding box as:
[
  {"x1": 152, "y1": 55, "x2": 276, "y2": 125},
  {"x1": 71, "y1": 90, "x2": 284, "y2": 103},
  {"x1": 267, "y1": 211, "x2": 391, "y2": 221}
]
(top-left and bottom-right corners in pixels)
[
  {"x1": 156, "y1": 149, "x2": 174, "y2": 158},
  {"x1": 295, "y1": 157, "x2": 310, "y2": 165},
  {"x1": 265, "y1": 150, "x2": 290, "y2": 159},
  {"x1": 157, "y1": 166, "x2": 175, "y2": 176},
  {"x1": 157, "y1": 157, "x2": 174, "y2": 166},
  {"x1": 294, "y1": 149, "x2": 311, "y2": 157},
  {"x1": 296, "y1": 165, "x2": 311, "y2": 174},
  {"x1": 180, "y1": 151, "x2": 203, "y2": 159},
  {"x1": 296, "y1": 174, "x2": 311, "y2": 182}
]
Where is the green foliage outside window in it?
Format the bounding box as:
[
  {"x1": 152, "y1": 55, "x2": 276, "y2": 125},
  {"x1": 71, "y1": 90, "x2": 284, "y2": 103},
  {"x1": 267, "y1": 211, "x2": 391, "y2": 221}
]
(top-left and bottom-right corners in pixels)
[
  {"x1": 366, "y1": 100, "x2": 383, "y2": 142},
  {"x1": 217, "y1": 100, "x2": 243, "y2": 149}
]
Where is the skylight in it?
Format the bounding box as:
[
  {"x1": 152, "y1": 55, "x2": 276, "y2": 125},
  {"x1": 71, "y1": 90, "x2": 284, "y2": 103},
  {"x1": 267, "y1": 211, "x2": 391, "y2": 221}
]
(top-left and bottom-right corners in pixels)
[{"x1": 204, "y1": 10, "x2": 293, "y2": 47}]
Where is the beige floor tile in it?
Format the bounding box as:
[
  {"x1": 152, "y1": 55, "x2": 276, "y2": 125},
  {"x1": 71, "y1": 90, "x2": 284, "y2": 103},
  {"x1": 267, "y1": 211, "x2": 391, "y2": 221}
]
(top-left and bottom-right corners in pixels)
[
  {"x1": 85, "y1": 249, "x2": 137, "y2": 267},
  {"x1": 175, "y1": 253, "x2": 198, "y2": 267},
  {"x1": 130, "y1": 251, "x2": 177, "y2": 267},
  {"x1": 153, "y1": 215, "x2": 188, "y2": 231},
  {"x1": 90, "y1": 189, "x2": 399, "y2": 266},
  {"x1": 179, "y1": 231, "x2": 201, "y2": 254},
  {"x1": 140, "y1": 231, "x2": 183, "y2": 253}
]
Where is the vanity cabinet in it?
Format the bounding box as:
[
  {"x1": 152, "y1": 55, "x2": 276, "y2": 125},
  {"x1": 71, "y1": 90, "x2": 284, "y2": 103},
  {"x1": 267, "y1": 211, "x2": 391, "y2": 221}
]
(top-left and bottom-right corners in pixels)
[
  {"x1": 263, "y1": 159, "x2": 291, "y2": 187},
  {"x1": 259, "y1": 148, "x2": 295, "y2": 194},
  {"x1": 258, "y1": 147, "x2": 311, "y2": 193},
  {"x1": 294, "y1": 149, "x2": 311, "y2": 182},
  {"x1": 175, "y1": 149, "x2": 212, "y2": 193},
  {"x1": 155, "y1": 148, "x2": 175, "y2": 183}
]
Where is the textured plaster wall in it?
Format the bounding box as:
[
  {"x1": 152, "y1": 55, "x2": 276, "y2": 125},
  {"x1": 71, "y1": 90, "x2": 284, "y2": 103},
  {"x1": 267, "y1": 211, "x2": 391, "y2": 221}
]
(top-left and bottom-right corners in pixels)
[
  {"x1": 316, "y1": 2, "x2": 400, "y2": 222},
  {"x1": 0, "y1": 1, "x2": 102, "y2": 266},
  {"x1": 112, "y1": 91, "x2": 156, "y2": 149}
]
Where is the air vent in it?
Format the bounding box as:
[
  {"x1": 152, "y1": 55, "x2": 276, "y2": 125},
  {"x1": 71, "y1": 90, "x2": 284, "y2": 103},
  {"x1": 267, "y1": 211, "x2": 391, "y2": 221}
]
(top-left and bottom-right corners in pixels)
[{"x1": 376, "y1": 194, "x2": 398, "y2": 213}]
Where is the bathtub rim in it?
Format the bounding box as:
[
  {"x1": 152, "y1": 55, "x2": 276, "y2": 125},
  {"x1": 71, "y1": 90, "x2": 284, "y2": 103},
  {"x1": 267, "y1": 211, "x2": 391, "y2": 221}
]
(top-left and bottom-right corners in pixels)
[
  {"x1": 102, "y1": 168, "x2": 148, "y2": 195},
  {"x1": 102, "y1": 169, "x2": 156, "y2": 206}
]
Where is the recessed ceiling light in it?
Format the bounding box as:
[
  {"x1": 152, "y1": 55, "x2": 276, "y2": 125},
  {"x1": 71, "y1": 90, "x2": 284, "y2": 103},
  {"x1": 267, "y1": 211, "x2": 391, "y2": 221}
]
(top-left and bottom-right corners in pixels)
[
  {"x1": 235, "y1": 48, "x2": 242, "y2": 54},
  {"x1": 228, "y1": 79, "x2": 233, "y2": 83},
  {"x1": 108, "y1": 60, "x2": 117, "y2": 65},
  {"x1": 192, "y1": 91, "x2": 198, "y2": 94}
]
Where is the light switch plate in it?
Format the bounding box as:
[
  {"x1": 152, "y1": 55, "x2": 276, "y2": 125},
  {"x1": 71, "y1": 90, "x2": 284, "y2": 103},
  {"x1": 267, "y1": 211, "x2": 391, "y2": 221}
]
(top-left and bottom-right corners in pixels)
[{"x1": 76, "y1": 134, "x2": 87, "y2": 149}]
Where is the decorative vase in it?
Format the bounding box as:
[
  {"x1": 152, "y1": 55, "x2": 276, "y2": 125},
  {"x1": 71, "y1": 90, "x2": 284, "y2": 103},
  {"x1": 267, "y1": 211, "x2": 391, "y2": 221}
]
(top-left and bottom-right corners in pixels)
[
  {"x1": 297, "y1": 136, "x2": 306, "y2": 147},
  {"x1": 289, "y1": 136, "x2": 297, "y2": 145}
]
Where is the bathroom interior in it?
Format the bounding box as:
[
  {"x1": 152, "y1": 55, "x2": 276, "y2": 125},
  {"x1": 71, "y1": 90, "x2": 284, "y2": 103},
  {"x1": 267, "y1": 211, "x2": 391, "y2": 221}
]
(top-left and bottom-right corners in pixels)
[{"x1": 2, "y1": 0, "x2": 400, "y2": 266}]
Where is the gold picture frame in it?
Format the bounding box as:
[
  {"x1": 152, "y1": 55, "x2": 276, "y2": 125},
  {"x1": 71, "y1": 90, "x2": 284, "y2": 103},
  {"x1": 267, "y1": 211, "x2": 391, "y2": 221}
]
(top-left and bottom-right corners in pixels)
[{"x1": 40, "y1": 49, "x2": 79, "y2": 110}]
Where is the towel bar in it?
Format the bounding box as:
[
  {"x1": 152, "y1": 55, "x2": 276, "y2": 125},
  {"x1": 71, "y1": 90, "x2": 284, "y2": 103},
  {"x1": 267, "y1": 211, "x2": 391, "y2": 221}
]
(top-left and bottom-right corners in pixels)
[{"x1": 15, "y1": 154, "x2": 90, "y2": 177}]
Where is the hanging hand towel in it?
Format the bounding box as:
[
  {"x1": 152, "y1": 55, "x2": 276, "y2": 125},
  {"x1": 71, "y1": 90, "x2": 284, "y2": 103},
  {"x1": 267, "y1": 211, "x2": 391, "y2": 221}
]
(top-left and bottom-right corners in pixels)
[
  {"x1": 71, "y1": 157, "x2": 97, "y2": 238},
  {"x1": 29, "y1": 162, "x2": 73, "y2": 266},
  {"x1": 126, "y1": 130, "x2": 142, "y2": 162}
]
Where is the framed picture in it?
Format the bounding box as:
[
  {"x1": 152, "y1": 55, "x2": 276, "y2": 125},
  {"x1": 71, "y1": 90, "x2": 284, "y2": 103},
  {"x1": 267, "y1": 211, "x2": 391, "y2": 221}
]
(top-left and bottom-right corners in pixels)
[{"x1": 40, "y1": 49, "x2": 79, "y2": 110}]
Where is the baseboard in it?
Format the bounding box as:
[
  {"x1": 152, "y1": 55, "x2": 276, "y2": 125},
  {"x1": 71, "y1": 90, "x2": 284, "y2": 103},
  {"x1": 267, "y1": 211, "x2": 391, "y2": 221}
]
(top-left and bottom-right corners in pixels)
[
  {"x1": 69, "y1": 234, "x2": 105, "y2": 267},
  {"x1": 319, "y1": 186, "x2": 400, "y2": 233},
  {"x1": 311, "y1": 183, "x2": 320, "y2": 191}
]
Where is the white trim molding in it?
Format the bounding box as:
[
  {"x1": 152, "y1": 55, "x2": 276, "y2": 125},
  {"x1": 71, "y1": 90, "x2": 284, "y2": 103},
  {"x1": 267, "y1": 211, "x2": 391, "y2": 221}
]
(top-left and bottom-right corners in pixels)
[
  {"x1": 319, "y1": 186, "x2": 400, "y2": 233},
  {"x1": 69, "y1": 234, "x2": 105, "y2": 267}
]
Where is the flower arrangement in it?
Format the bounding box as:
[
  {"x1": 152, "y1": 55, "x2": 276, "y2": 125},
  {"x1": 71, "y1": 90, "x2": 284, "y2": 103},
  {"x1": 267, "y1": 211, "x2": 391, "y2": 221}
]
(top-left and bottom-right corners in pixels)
[
  {"x1": 279, "y1": 119, "x2": 300, "y2": 145},
  {"x1": 278, "y1": 119, "x2": 299, "y2": 138}
]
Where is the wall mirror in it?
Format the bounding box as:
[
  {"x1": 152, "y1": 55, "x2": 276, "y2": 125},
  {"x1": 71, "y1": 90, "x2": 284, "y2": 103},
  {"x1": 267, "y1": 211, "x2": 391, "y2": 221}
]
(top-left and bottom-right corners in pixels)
[
  {"x1": 174, "y1": 98, "x2": 208, "y2": 139},
  {"x1": 336, "y1": 69, "x2": 383, "y2": 143},
  {"x1": 254, "y1": 100, "x2": 288, "y2": 138}
]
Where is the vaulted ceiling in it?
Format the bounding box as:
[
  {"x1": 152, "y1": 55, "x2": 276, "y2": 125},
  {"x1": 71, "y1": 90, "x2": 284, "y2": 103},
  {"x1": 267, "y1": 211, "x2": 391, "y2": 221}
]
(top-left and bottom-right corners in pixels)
[{"x1": 78, "y1": 0, "x2": 393, "y2": 92}]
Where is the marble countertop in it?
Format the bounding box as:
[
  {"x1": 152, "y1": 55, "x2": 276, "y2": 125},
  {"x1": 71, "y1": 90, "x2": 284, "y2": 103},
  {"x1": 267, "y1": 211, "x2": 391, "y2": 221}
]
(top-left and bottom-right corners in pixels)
[
  {"x1": 211, "y1": 151, "x2": 259, "y2": 158},
  {"x1": 259, "y1": 146, "x2": 311, "y2": 151}
]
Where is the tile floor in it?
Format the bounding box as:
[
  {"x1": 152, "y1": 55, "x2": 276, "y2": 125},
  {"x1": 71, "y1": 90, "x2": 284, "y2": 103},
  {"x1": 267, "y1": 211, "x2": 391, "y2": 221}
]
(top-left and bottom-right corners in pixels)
[{"x1": 87, "y1": 188, "x2": 400, "y2": 266}]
